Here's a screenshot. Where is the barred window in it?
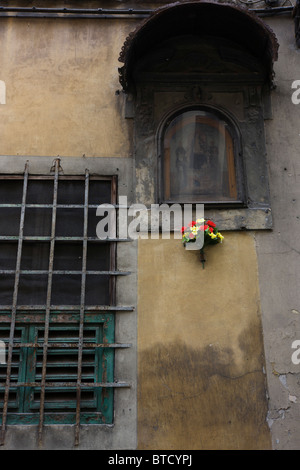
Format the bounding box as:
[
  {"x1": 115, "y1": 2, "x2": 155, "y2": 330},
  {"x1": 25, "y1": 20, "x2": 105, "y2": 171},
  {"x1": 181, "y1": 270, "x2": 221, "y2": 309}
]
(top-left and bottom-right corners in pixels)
[{"x1": 0, "y1": 160, "x2": 131, "y2": 446}]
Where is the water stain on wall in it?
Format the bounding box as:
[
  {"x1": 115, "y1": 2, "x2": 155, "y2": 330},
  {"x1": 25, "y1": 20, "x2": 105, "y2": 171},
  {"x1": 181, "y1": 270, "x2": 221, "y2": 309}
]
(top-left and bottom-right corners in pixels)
[{"x1": 138, "y1": 335, "x2": 271, "y2": 450}]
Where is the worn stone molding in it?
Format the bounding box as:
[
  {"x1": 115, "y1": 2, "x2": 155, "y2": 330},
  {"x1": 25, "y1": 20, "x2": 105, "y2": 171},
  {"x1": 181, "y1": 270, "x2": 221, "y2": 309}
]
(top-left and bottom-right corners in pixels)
[{"x1": 118, "y1": 0, "x2": 280, "y2": 92}]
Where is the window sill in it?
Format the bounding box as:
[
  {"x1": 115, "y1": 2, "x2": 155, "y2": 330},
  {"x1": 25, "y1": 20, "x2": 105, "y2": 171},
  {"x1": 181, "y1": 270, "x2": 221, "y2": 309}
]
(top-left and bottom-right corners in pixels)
[
  {"x1": 129, "y1": 205, "x2": 272, "y2": 234},
  {"x1": 201, "y1": 206, "x2": 272, "y2": 231}
]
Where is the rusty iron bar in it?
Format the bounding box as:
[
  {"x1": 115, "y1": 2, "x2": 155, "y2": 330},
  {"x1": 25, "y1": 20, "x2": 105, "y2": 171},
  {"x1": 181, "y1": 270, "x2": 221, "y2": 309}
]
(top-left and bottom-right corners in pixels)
[
  {"x1": 0, "y1": 162, "x2": 29, "y2": 446},
  {"x1": 0, "y1": 204, "x2": 130, "y2": 208},
  {"x1": 74, "y1": 169, "x2": 89, "y2": 447},
  {"x1": 1, "y1": 342, "x2": 131, "y2": 349},
  {"x1": 0, "y1": 236, "x2": 131, "y2": 241},
  {"x1": 0, "y1": 382, "x2": 130, "y2": 388},
  {"x1": 38, "y1": 158, "x2": 60, "y2": 447},
  {"x1": 0, "y1": 175, "x2": 110, "y2": 181},
  {"x1": 109, "y1": 177, "x2": 118, "y2": 308},
  {"x1": 0, "y1": 305, "x2": 134, "y2": 311},
  {"x1": 0, "y1": 270, "x2": 130, "y2": 275}
]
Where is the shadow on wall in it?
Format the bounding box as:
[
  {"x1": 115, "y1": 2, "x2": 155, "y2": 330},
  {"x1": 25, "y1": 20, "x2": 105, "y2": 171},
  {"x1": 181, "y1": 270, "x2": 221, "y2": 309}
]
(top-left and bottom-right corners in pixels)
[{"x1": 138, "y1": 333, "x2": 271, "y2": 450}]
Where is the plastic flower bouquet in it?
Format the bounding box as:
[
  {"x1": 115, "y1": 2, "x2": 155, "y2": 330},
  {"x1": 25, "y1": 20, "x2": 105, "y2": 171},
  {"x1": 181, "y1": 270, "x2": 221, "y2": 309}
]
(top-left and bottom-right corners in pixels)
[{"x1": 181, "y1": 218, "x2": 224, "y2": 268}]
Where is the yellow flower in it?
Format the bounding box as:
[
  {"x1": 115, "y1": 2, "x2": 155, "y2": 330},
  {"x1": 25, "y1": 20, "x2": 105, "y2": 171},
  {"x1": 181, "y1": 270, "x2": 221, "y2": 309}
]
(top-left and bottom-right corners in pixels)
[
  {"x1": 209, "y1": 232, "x2": 217, "y2": 239},
  {"x1": 217, "y1": 232, "x2": 224, "y2": 241}
]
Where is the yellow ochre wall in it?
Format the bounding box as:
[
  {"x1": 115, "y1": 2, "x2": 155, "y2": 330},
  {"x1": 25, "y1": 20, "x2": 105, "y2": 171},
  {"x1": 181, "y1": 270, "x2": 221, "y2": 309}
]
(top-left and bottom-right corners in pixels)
[
  {"x1": 0, "y1": 18, "x2": 133, "y2": 158},
  {"x1": 137, "y1": 232, "x2": 271, "y2": 450}
]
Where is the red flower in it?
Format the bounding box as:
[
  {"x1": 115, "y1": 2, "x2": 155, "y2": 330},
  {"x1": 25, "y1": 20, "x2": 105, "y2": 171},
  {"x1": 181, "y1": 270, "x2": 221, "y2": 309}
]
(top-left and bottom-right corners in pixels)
[
  {"x1": 189, "y1": 233, "x2": 195, "y2": 239},
  {"x1": 181, "y1": 226, "x2": 187, "y2": 233},
  {"x1": 188, "y1": 221, "x2": 196, "y2": 227},
  {"x1": 209, "y1": 227, "x2": 214, "y2": 232},
  {"x1": 199, "y1": 224, "x2": 209, "y2": 231},
  {"x1": 207, "y1": 220, "x2": 216, "y2": 228}
]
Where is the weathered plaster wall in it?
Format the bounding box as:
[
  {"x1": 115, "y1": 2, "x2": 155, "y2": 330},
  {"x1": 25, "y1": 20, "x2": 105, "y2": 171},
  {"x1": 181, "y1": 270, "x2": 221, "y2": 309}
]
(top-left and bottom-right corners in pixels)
[
  {"x1": 0, "y1": 17, "x2": 134, "y2": 157},
  {"x1": 0, "y1": 2, "x2": 299, "y2": 451},
  {"x1": 137, "y1": 232, "x2": 271, "y2": 450},
  {"x1": 256, "y1": 16, "x2": 300, "y2": 450}
]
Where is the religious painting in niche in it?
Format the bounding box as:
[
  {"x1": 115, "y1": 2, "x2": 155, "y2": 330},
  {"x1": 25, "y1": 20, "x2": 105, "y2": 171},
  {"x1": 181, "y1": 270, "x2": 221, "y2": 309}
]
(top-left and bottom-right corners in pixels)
[{"x1": 162, "y1": 110, "x2": 238, "y2": 203}]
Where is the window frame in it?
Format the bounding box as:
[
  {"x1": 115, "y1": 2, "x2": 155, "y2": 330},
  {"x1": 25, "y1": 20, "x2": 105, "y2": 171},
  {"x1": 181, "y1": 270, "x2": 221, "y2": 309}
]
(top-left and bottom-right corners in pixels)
[
  {"x1": 131, "y1": 79, "x2": 273, "y2": 231},
  {"x1": 0, "y1": 161, "x2": 133, "y2": 447},
  {"x1": 158, "y1": 105, "x2": 246, "y2": 208}
]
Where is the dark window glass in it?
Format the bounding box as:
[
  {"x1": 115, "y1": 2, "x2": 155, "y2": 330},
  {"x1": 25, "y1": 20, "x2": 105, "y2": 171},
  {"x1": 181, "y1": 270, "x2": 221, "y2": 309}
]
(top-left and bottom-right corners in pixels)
[
  {"x1": 162, "y1": 109, "x2": 240, "y2": 203},
  {"x1": 0, "y1": 180, "x2": 24, "y2": 204},
  {"x1": 0, "y1": 208, "x2": 21, "y2": 236},
  {"x1": 26, "y1": 180, "x2": 54, "y2": 205}
]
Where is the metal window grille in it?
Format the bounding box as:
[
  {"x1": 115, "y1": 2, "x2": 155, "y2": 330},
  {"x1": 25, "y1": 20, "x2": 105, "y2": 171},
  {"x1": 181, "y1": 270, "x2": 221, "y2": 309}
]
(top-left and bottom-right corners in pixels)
[{"x1": 0, "y1": 160, "x2": 132, "y2": 447}]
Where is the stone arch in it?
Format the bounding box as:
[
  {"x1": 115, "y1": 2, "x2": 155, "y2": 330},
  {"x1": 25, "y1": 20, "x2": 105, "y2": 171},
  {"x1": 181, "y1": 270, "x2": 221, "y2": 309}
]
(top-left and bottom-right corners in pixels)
[{"x1": 118, "y1": 0, "x2": 279, "y2": 93}]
